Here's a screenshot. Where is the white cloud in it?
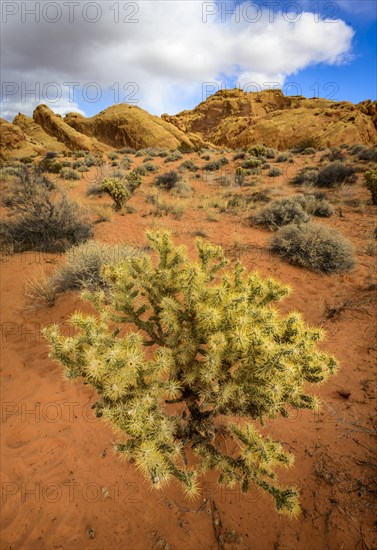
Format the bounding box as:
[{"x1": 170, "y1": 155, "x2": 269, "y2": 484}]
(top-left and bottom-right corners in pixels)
[{"x1": 0, "y1": 0, "x2": 355, "y2": 120}]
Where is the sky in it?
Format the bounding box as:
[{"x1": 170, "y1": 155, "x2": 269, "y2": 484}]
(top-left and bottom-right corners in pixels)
[{"x1": 1, "y1": 0, "x2": 376, "y2": 121}]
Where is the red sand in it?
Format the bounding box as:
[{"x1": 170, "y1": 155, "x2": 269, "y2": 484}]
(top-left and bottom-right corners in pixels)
[{"x1": 1, "y1": 152, "x2": 376, "y2": 549}]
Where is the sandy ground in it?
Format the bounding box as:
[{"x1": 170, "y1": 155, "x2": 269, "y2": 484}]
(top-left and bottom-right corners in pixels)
[{"x1": 1, "y1": 150, "x2": 376, "y2": 549}]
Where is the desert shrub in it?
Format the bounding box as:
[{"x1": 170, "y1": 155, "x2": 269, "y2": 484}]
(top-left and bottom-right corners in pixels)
[
  {"x1": 164, "y1": 150, "x2": 183, "y2": 163},
  {"x1": 364, "y1": 168, "x2": 377, "y2": 205},
  {"x1": 201, "y1": 154, "x2": 211, "y2": 161},
  {"x1": 74, "y1": 150, "x2": 87, "y2": 158},
  {"x1": 321, "y1": 147, "x2": 345, "y2": 162},
  {"x1": 291, "y1": 137, "x2": 319, "y2": 154},
  {"x1": 134, "y1": 165, "x2": 147, "y2": 176},
  {"x1": 270, "y1": 223, "x2": 356, "y2": 273},
  {"x1": 248, "y1": 145, "x2": 266, "y2": 157},
  {"x1": 155, "y1": 170, "x2": 181, "y2": 190},
  {"x1": 0, "y1": 172, "x2": 92, "y2": 253},
  {"x1": 147, "y1": 194, "x2": 184, "y2": 219},
  {"x1": 357, "y1": 146, "x2": 377, "y2": 162},
  {"x1": 268, "y1": 167, "x2": 283, "y2": 177},
  {"x1": 316, "y1": 162, "x2": 356, "y2": 188},
  {"x1": 293, "y1": 194, "x2": 334, "y2": 218},
  {"x1": 61, "y1": 168, "x2": 80, "y2": 180},
  {"x1": 77, "y1": 165, "x2": 89, "y2": 173},
  {"x1": 235, "y1": 167, "x2": 246, "y2": 186},
  {"x1": 253, "y1": 198, "x2": 310, "y2": 230},
  {"x1": 85, "y1": 155, "x2": 97, "y2": 167},
  {"x1": 119, "y1": 147, "x2": 136, "y2": 154},
  {"x1": 233, "y1": 151, "x2": 246, "y2": 160},
  {"x1": 101, "y1": 178, "x2": 130, "y2": 210},
  {"x1": 38, "y1": 158, "x2": 63, "y2": 174},
  {"x1": 277, "y1": 154, "x2": 289, "y2": 163},
  {"x1": 45, "y1": 151, "x2": 59, "y2": 159},
  {"x1": 121, "y1": 157, "x2": 132, "y2": 170},
  {"x1": 265, "y1": 148, "x2": 277, "y2": 159},
  {"x1": 43, "y1": 230, "x2": 338, "y2": 514},
  {"x1": 172, "y1": 181, "x2": 193, "y2": 198},
  {"x1": 143, "y1": 162, "x2": 158, "y2": 173},
  {"x1": 108, "y1": 152, "x2": 119, "y2": 161},
  {"x1": 126, "y1": 171, "x2": 143, "y2": 193},
  {"x1": 204, "y1": 160, "x2": 222, "y2": 171},
  {"x1": 242, "y1": 157, "x2": 262, "y2": 170},
  {"x1": 291, "y1": 167, "x2": 319, "y2": 186},
  {"x1": 302, "y1": 147, "x2": 316, "y2": 155},
  {"x1": 180, "y1": 159, "x2": 199, "y2": 172},
  {"x1": 53, "y1": 241, "x2": 142, "y2": 292}
]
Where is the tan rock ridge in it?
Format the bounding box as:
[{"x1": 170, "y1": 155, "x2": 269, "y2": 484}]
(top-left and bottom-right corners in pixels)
[
  {"x1": 13, "y1": 113, "x2": 67, "y2": 154},
  {"x1": 162, "y1": 89, "x2": 377, "y2": 149},
  {"x1": 64, "y1": 104, "x2": 199, "y2": 150},
  {"x1": 33, "y1": 105, "x2": 110, "y2": 154}
]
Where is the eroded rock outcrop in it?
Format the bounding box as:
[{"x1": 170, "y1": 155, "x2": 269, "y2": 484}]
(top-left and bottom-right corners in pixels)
[
  {"x1": 33, "y1": 105, "x2": 109, "y2": 153},
  {"x1": 65, "y1": 104, "x2": 199, "y2": 150},
  {"x1": 163, "y1": 89, "x2": 377, "y2": 149}
]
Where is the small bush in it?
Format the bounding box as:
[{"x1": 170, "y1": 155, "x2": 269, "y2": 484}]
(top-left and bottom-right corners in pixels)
[
  {"x1": 321, "y1": 147, "x2": 345, "y2": 162},
  {"x1": 85, "y1": 155, "x2": 97, "y2": 167},
  {"x1": 155, "y1": 171, "x2": 181, "y2": 190},
  {"x1": 126, "y1": 171, "x2": 142, "y2": 193},
  {"x1": 171, "y1": 181, "x2": 193, "y2": 198},
  {"x1": 242, "y1": 157, "x2": 262, "y2": 170},
  {"x1": 119, "y1": 147, "x2": 136, "y2": 154},
  {"x1": 364, "y1": 168, "x2": 377, "y2": 205},
  {"x1": 101, "y1": 178, "x2": 130, "y2": 210},
  {"x1": 291, "y1": 137, "x2": 319, "y2": 154},
  {"x1": 270, "y1": 223, "x2": 356, "y2": 273},
  {"x1": 108, "y1": 152, "x2": 119, "y2": 161},
  {"x1": 61, "y1": 168, "x2": 80, "y2": 180},
  {"x1": 233, "y1": 151, "x2": 246, "y2": 160},
  {"x1": 302, "y1": 147, "x2": 316, "y2": 155},
  {"x1": 357, "y1": 146, "x2": 377, "y2": 162},
  {"x1": 143, "y1": 162, "x2": 158, "y2": 173},
  {"x1": 316, "y1": 162, "x2": 356, "y2": 188},
  {"x1": 134, "y1": 165, "x2": 147, "y2": 176},
  {"x1": 38, "y1": 158, "x2": 63, "y2": 174},
  {"x1": 180, "y1": 159, "x2": 199, "y2": 172},
  {"x1": 45, "y1": 151, "x2": 59, "y2": 159},
  {"x1": 1, "y1": 172, "x2": 92, "y2": 253},
  {"x1": 277, "y1": 153, "x2": 289, "y2": 163},
  {"x1": 291, "y1": 167, "x2": 319, "y2": 187},
  {"x1": 248, "y1": 145, "x2": 266, "y2": 157},
  {"x1": 53, "y1": 241, "x2": 141, "y2": 293},
  {"x1": 268, "y1": 167, "x2": 283, "y2": 177},
  {"x1": 204, "y1": 160, "x2": 222, "y2": 171},
  {"x1": 265, "y1": 148, "x2": 277, "y2": 159},
  {"x1": 164, "y1": 150, "x2": 183, "y2": 163},
  {"x1": 294, "y1": 194, "x2": 334, "y2": 218},
  {"x1": 253, "y1": 198, "x2": 310, "y2": 230}
]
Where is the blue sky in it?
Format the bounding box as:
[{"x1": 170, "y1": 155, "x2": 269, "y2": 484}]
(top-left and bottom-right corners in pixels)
[{"x1": 1, "y1": 0, "x2": 376, "y2": 120}]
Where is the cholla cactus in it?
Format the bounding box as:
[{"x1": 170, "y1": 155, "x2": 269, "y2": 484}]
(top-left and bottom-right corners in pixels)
[
  {"x1": 101, "y1": 178, "x2": 130, "y2": 210},
  {"x1": 235, "y1": 166, "x2": 246, "y2": 186},
  {"x1": 43, "y1": 231, "x2": 338, "y2": 516},
  {"x1": 125, "y1": 170, "x2": 142, "y2": 193},
  {"x1": 364, "y1": 168, "x2": 377, "y2": 205}
]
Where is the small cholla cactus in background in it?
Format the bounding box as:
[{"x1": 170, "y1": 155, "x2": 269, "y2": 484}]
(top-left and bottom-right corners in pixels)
[
  {"x1": 43, "y1": 231, "x2": 338, "y2": 516},
  {"x1": 101, "y1": 178, "x2": 130, "y2": 210},
  {"x1": 364, "y1": 168, "x2": 377, "y2": 205}
]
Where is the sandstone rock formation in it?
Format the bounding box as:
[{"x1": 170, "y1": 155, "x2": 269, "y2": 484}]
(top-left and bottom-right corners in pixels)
[
  {"x1": 64, "y1": 104, "x2": 199, "y2": 150},
  {"x1": 1, "y1": 90, "x2": 376, "y2": 161},
  {"x1": 33, "y1": 105, "x2": 109, "y2": 154},
  {"x1": 162, "y1": 89, "x2": 377, "y2": 149},
  {"x1": 13, "y1": 113, "x2": 67, "y2": 154},
  {"x1": 0, "y1": 118, "x2": 39, "y2": 160}
]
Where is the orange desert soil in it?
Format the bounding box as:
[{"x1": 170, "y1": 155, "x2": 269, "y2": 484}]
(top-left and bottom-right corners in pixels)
[{"x1": 1, "y1": 152, "x2": 376, "y2": 549}]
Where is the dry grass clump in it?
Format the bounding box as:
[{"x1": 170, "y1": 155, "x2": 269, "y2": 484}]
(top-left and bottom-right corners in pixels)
[{"x1": 25, "y1": 241, "x2": 142, "y2": 307}]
